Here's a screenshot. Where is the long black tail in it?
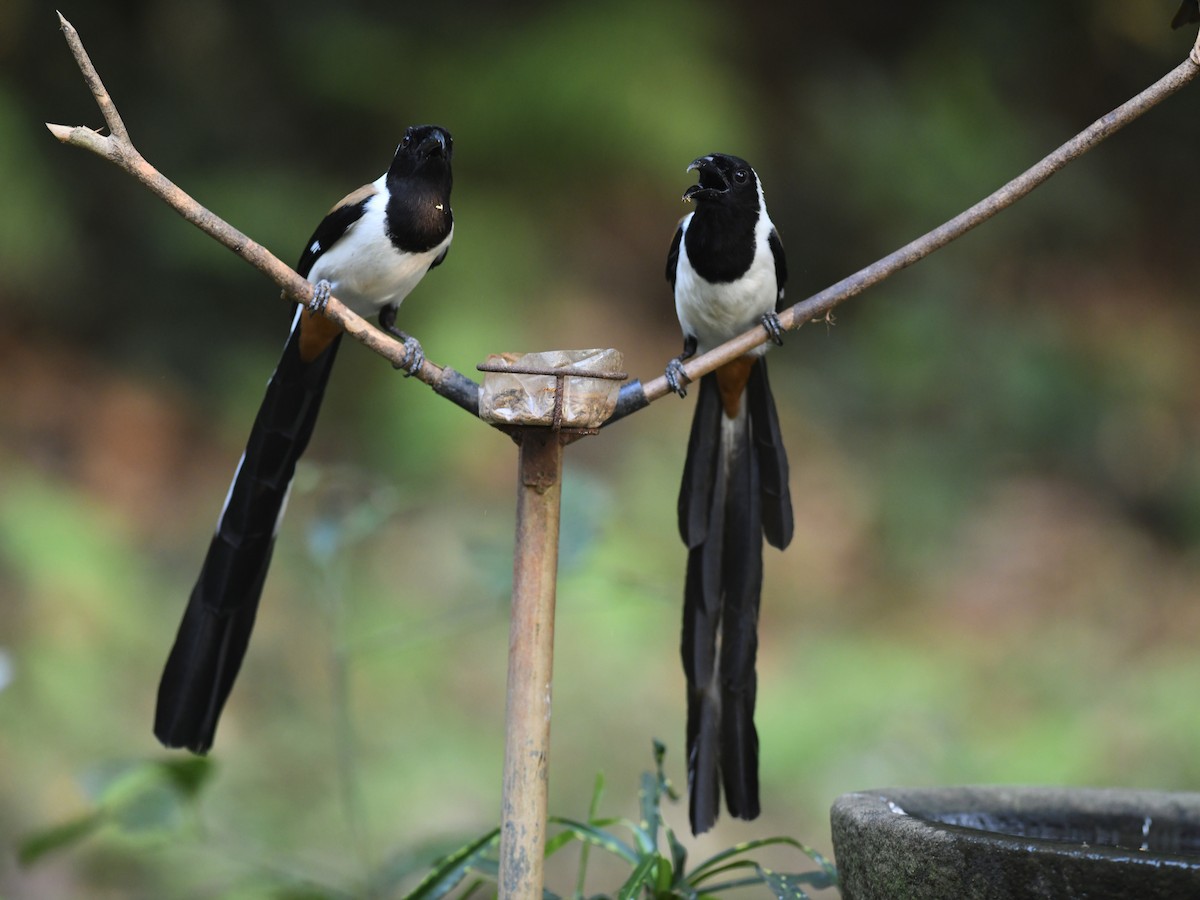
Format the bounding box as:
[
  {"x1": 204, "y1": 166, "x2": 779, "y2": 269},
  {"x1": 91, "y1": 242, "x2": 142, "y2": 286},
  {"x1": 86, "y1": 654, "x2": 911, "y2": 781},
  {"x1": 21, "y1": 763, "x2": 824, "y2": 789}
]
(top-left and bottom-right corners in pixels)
[
  {"x1": 678, "y1": 359, "x2": 792, "y2": 835},
  {"x1": 154, "y1": 316, "x2": 342, "y2": 752}
]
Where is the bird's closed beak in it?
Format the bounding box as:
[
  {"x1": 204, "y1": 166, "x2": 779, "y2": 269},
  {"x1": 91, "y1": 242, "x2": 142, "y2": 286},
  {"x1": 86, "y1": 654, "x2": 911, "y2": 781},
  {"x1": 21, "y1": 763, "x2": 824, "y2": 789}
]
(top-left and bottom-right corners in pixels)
[{"x1": 419, "y1": 128, "x2": 450, "y2": 159}]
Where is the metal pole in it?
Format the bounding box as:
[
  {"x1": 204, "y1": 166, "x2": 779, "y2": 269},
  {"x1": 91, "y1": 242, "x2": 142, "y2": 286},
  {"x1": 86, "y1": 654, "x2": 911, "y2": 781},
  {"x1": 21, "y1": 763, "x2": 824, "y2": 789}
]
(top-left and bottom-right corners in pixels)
[{"x1": 498, "y1": 428, "x2": 564, "y2": 899}]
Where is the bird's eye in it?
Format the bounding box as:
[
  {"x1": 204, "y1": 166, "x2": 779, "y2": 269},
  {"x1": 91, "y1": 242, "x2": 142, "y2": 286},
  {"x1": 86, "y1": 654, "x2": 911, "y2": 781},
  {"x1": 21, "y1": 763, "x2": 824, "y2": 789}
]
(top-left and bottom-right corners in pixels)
[
  {"x1": 401, "y1": 134, "x2": 413, "y2": 148},
  {"x1": 733, "y1": 169, "x2": 750, "y2": 184}
]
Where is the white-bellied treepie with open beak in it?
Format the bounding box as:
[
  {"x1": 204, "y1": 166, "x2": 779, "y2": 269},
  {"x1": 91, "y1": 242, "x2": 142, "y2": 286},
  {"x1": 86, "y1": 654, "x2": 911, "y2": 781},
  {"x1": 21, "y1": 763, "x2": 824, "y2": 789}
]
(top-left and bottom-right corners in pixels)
[{"x1": 665, "y1": 152, "x2": 793, "y2": 835}]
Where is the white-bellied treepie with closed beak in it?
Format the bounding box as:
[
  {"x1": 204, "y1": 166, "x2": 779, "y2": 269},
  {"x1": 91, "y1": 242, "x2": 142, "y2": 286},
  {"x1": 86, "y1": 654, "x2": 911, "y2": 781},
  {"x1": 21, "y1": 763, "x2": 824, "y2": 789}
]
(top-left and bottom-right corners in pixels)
[
  {"x1": 155, "y1": 124, "x2": 454, "y2": 753},
  {"x1": 665, "y1": 152, "x2": 793, "y2": 835}
]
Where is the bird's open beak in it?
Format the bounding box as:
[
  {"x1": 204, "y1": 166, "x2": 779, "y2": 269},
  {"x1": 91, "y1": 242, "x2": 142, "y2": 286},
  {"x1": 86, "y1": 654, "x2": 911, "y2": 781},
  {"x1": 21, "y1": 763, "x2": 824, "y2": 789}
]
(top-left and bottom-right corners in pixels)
[{"x1": 682, "y1": 156, "x2": 728, "y2": 202}]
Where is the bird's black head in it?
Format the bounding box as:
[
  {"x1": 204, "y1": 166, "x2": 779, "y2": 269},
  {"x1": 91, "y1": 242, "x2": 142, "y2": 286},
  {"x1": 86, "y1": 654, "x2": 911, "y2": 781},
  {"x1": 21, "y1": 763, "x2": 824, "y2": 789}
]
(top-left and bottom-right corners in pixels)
[
  {"x1": 682, "y1": 154, "x2": 759, "y2": 207},
  {"x1": 389, "y1": 124, "x2": 454, "y2": 182},
  {"x1": 385, "y1": 124, "x2": 454, "y2": 250}
]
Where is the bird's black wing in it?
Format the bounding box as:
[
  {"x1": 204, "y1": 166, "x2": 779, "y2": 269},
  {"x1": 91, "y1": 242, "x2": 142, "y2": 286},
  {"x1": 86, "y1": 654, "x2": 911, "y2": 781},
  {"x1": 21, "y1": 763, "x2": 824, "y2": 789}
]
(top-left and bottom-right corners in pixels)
[
  {"x1": 666, "y1": 221, "x2": 683, "y2": 290},
  {"x1": 295, "y1": 185, "x2": 377, "y2": 278},
  {"x1": 768, "y1": 228, "x2": 787, "y2": 310}
]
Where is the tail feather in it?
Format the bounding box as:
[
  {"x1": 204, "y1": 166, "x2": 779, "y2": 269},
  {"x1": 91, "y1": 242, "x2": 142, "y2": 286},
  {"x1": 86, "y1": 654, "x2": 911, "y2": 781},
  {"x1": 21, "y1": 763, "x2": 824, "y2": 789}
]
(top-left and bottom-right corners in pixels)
[
  {"x1": 155, "y1": 317, "x2": 341, "y2": 752},
  {"x1": 679, "y1": 361, "x2": 789, "y2": 834},
  {"x1": 718, "y1": 425, "x2": 762, "y2": 821},
  {"x1": 746, "y1": 359, "x2": 793, "y2": 550},
  {"x1": 683, "y1": 538, "x2": 723, "y2": 834},
  {"x1": 677, "y1": 374, "x2": 723, "y2": 548},
  {"x1": 681, "y1": 377, "x2": 729, "y2": 833}
]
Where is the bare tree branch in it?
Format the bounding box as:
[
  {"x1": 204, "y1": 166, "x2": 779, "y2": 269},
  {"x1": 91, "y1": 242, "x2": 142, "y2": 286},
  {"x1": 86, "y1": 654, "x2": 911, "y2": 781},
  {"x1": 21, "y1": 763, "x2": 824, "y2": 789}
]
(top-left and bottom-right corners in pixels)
[
  {"x1": 46, "y1": 14, "x2": 479, "y2": 415},
  {"x1": 617, "y1": 29, "x2": 1200, "y2": 419},
  {"x1": 47, "y1": 13, "x2": 1200, "y2": 426}
]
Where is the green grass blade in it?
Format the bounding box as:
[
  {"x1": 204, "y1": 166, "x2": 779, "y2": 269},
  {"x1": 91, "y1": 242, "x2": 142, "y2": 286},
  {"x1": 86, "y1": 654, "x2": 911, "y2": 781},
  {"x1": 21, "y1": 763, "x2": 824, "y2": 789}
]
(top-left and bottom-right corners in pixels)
[
  {"x1": 638, "y1": 770, "x2": 659, "y2": 832},
  {"x1": 651, "y1": 740, "x2": 680, "y2": 803},
  {"x1": 692, "y1": 858, "x2": 835, "y2": 896},
  {"x1": 149, "y1": 757, "x2": 216, "y2": 800},
  {"x1": 615, "y1": 853, "x2": 659, "y2": 900},
  {"x1": 757, "y1": 866, "x2": 811, "y2": 900},
  {"x1": 548, "y1": 816, "x2": 641, "y2": 864},
  {"x1": 402, "y1": 827, "x2": 501, "y2": 900},
  {"x1": 17, "y1": 811, "x2": 106, "y2": 866},
  {"x1": 576, "y1": 771, "x2": 606, "y2": 898},
  {"x1": 689, "y1": 836, "x2": 834, "y2": 883},
  {"x1": 545, "y1": 830, "x2": 581, "y2": 857},
  {"x1": 689, "y1": 858, "x2": 760, "y2": 886},
  {"x1": 665, "y1": 824, "x2": 688, "y2": 886}
]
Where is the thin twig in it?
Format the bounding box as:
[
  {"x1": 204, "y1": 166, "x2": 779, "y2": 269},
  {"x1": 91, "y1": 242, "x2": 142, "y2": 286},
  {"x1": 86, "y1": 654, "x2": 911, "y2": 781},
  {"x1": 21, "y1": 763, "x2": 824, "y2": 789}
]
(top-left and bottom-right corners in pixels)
[
  {"x1": 51, "y1": 12, "x2": 128, "y2": 144},
  {"x1": 46, "y1": 13, "x2": 479, "y2": 415}
]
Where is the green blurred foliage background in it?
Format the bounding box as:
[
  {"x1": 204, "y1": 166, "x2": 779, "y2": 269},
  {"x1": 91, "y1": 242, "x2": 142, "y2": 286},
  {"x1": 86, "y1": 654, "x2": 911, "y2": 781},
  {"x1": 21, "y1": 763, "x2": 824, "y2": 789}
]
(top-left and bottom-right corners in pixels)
[{"x1": 3, "y1": 0, "x2": 1200, "y2": 896}]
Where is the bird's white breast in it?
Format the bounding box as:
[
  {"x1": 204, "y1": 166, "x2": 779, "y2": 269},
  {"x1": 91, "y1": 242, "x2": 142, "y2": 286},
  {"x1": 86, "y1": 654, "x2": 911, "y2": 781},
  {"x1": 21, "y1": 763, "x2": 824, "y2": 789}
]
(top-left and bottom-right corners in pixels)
[
  {"x1": 674, "y1": 207, "x2": 779, "y2": 356},
  {"x1": 307, "y1": 177, "x2": 452, "y2": 316}
]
